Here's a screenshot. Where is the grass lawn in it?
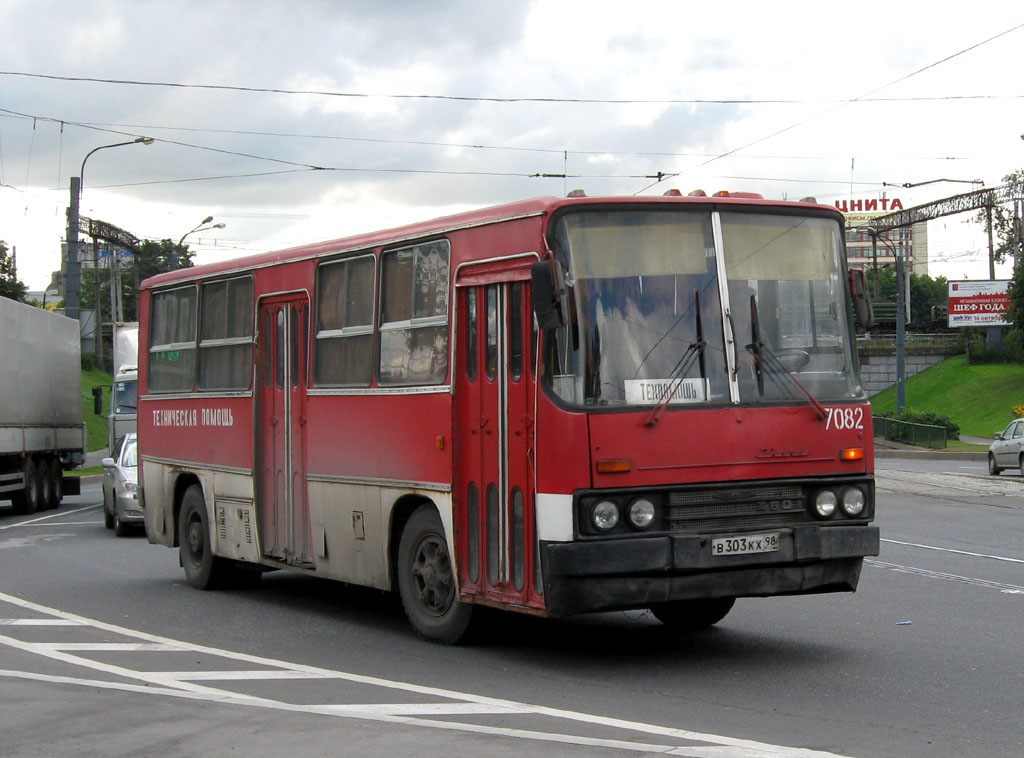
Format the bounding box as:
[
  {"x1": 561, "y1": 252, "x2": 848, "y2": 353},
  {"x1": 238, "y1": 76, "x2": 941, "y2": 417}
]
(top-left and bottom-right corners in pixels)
[
  {"x1": 81, "y1": 367, "x2": 113, "y2": 453},
  {"x1": 870, "y1": 355, "x2": 1024, "y2": 438}
]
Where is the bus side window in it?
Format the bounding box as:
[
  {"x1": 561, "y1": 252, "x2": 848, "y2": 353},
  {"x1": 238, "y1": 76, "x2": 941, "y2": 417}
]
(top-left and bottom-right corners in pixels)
[
  {"x1": 263, "y1": 309, "x2": 272, "y2": 389},
  {"x1": 485, "y1": 285, "x2": 498, "y2": 381},
  {"x1": 466, "y1": 288, "x2": 478, "y2": 382},
  {"x1": 510, "y1": 282, "x2": 523, "y2": 382},
  {"x1": 291, "y1": 305, "x2": 300, "y2": 388},
  {"x1": 276, "y1": 309, "x2": 285, "y2": 389}
]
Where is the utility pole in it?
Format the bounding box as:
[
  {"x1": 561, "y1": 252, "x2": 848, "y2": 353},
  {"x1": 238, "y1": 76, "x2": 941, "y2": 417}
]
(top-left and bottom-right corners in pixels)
[
  {"x1": 65, "y1": 177, "x2": 81, "y2": 321},
  {"x1": 894, "y1": 239, "x2": 907, "y2": 415}
]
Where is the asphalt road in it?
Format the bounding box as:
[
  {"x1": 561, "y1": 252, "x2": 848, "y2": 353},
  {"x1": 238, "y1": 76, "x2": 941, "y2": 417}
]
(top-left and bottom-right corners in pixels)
[{"x1": 1, "y1": 470, "x2": 1022, "y2": 758}]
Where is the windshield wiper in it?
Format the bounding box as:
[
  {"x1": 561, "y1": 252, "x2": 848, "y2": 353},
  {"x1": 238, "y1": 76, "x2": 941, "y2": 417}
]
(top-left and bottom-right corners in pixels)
[
  {"x1": 645, "y1": 293, "x2": 706, "y2": 427},
  {"x1": 745, "y1": 295, "x2": 826, "y2": 421}
]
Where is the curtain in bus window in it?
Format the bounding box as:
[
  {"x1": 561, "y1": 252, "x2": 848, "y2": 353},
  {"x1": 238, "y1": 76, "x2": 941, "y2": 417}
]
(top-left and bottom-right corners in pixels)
[
  {"x1": 148, "y1": 286, "x2": 198, "y2": 392},
  {"x1": 379, "y1": 240, "x2": 450, "y2": 385},
  {"x1": 198, "y1": 277, "x2": 255, "y2": 391},
  {"x1": 314, "y1": 254, "x2": 374, "y2": 386}
]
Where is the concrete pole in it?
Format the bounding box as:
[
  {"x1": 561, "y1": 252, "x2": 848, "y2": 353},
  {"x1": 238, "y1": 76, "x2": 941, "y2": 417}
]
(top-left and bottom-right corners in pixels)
[{"x1": 65, "y1": 177, "x2": 81, "y2": 322}]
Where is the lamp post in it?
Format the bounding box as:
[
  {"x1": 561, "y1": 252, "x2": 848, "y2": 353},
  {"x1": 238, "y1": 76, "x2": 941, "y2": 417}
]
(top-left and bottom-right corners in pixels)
[
  {"x1": 65, "y1": 136, "x2": 154, "y2": 328},
  {"x1": 174, "y1": 217, "x2": 226, "y2": 269}
]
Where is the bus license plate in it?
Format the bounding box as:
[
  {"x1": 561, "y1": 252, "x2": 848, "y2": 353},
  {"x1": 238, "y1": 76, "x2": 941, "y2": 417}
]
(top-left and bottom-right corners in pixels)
[{"x1": 711, "y1": 533, "x2": 780, "y2": 556}]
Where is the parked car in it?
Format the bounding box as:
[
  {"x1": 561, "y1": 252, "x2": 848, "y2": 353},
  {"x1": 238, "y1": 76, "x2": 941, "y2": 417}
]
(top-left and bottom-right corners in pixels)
[
  {"x1": 102, "y1": 433, "x2": 141, "y2": 535},
  {"x1": 988, "y1": 419, "x2": 1024, "y2": 476}
]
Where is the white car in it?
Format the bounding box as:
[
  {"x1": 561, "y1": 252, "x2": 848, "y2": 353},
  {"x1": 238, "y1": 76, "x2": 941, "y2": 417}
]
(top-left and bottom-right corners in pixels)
[
  {"x1": 102, "y1": 433, "x2": 141, "y2": 535},
  {"x1": 988, "y1": 419, "x2": 1024, "y2": 476}
]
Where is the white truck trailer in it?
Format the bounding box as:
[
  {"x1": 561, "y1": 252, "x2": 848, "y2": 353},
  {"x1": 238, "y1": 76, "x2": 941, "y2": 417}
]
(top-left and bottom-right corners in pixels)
[
  {"x1": 108, "y1": 322, "x2": 139, "y2": 451},
  {"x1": 0, "y1": 297, "x2": 85, "y2": 513}
]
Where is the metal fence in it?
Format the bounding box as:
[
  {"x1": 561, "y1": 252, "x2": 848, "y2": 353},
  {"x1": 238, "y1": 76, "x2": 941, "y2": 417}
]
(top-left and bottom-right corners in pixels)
[{"x1": 874, "y1": 417, "x2": 948, "y2": 448}]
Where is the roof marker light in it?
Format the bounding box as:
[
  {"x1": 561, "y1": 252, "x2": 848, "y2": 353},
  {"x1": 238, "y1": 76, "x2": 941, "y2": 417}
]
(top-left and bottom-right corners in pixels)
[
  {"x1": 567, "y1": 189, "x2": 587, "y2": 197},
  {"x1": 688, "y1": 189, "x2": 707, "y2": 197},
  {"x1": 663, "y1": 189, "x2": 682, "y2": 196}
]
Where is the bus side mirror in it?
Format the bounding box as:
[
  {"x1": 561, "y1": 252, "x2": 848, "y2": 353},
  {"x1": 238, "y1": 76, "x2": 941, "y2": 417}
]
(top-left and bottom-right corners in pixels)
[
  {"x1": 849, "y1": 269, "x2": 874, "y2": 330},
  {"x1": 531, "y1": 259, "x2": 565, "y2": 329},
  {"x1": 92, "y1": 386, "x2": 103, "y2": 416}
]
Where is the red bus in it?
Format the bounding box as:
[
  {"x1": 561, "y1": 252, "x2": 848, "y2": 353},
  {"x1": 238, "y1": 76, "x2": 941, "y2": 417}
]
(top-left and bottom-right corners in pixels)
[{"x1": 139, "y1": 192, "x2": 879, "y2": 643}]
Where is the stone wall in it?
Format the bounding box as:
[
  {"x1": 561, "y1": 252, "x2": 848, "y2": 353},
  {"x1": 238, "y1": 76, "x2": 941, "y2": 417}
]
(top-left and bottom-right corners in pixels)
[{"x1": 858, "y1": 352, "x2": 948, "y2": 396}]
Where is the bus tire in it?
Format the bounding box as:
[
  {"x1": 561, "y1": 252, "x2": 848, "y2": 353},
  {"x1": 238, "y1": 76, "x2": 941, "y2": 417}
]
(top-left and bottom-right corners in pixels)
[
  {"x1": 649, "y1": 597, "x2": 736, "y2": 630},
  {"x1": 397, "y1": 505, "x2": 473, "y2": 644},
  {"x1": 179, "y1": 485, "x2": 230, "y2": 590}
]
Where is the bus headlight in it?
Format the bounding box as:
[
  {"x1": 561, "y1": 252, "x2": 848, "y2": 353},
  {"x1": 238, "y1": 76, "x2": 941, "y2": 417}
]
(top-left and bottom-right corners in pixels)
[
  {"x1": 627, "y1": 498, "x2": 656, "y2": 529},
  {"x1": 841, "y1": 487, "x2": 866, "y2": 516},
  {"x1": 814, "y1": 490, "x2": 837, "y2": 518},
  {"x1": 591, "y1": 500, "x2": 620, "y2": 531}
]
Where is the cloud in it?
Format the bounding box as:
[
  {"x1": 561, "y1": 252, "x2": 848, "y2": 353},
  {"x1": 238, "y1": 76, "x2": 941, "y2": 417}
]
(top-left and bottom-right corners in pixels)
[{"x1": 2, "y1": 0, "x2": 1022, "y2": 289}]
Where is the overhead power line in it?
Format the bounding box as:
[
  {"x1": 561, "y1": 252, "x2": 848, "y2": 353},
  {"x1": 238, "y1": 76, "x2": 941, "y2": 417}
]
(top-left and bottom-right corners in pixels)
[{"x1": 0, "y1": 69, "x2": 1020, "y2": 105}]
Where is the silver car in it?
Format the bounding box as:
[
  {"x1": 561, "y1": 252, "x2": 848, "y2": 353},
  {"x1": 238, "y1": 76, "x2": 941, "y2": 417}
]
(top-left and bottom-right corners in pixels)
[
  {"x1": 102, "y1": 433, "x2": 141, "y2": 535},
  {"x1": 988, "y1": 419, "x2": 1024, "y2": 476}
]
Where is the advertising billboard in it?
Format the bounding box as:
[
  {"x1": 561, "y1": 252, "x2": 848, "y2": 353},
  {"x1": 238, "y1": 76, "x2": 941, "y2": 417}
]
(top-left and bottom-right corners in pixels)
[{"x1": 947, "y1": 280, "x2": 1011, "y2": 327}]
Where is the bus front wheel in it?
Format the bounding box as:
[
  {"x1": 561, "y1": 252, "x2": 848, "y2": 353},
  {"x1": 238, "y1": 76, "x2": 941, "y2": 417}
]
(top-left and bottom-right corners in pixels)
[
  {"x1": 397, "y1": 506, "x2": 473, "y2": 644},
  {"x1": 649, "y1": 597, "x2": 735, "y2": 630}
]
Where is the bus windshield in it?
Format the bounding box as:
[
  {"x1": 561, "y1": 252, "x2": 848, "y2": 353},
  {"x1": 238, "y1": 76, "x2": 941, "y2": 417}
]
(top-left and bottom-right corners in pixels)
[{"x1": 545, "y1": 208, "x2": 863, "y2": 409}]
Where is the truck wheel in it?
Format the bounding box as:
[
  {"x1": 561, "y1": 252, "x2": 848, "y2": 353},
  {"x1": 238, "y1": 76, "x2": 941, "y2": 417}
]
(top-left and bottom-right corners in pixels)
[
  {"x1": 179, "y1": 485, "x2": 230, "y2": 589},
  {"x1": 48, "y1": 458, "x2": 63, "y2": 509},
  {"x1": 11, "y1": 459, "x2": 41, "y2": 515},
  {"x1": 397, "y1": 505, "x2": 473, "y2": 644},
  {"x1": 36, "y1": 458, "x2": 53, "y2": 510},
  {"x1": 649, "y1": 598, "x2": 736, "y2": 630}
]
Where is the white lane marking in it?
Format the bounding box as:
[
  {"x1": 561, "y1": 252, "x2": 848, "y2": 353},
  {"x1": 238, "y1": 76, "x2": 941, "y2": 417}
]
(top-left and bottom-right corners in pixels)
[
  {"x1": 30, "y1": 521, "x2": 103, "y2": 526},
  {"x1": 0, "y1": 667, "x2": 822, "y2": 757},
  {"x1": 150, "y1": 669, "x2": 337, "y2": 681},
  {"x1": 0, "y1": 503, "x2": 100, "y2": 530},
  {"x1": 866, "y1": 559, "x2": 1024, "y2": 593},
  {"x1": 31, "y1": 642, "x2": 184, "y2": 651},
  {"x1": 0, "y1": 590, "x2": 852, "y2": 758},
  {"x1": 0, "y1": 619, "x2": 85, "y2": 626},
  {"x1": 882, "y1": 538, "x2": 1024, "y2": 565}
]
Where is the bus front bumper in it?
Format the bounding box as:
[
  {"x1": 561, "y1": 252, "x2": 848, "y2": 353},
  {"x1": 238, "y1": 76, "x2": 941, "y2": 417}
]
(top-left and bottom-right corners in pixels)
[{"x1": 540, "y1": 524, "x2": 879, "y2": 617}]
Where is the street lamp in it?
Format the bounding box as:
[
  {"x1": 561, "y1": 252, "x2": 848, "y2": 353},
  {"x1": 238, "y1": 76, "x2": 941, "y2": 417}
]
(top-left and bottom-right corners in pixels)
[
  {"x1": 173, "y1": 216, "x2": 226, "y2": 269},
  {"x1": 66, "y1": 136, "x2": 154, "y2": 322}
]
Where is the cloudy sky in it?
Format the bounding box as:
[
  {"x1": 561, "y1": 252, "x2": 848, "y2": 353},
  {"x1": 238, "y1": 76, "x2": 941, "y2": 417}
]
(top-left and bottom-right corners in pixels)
[{"x1": 2, "y1": 0, "x2": 1022, "y2": 291}]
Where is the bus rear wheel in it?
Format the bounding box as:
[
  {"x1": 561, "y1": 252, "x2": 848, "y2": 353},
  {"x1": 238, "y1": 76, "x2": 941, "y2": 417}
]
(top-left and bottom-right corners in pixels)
[
  {"x1": 397, "y1": 506, "x2": 473, "y2": 644},
  {"x1": 179, "y1": 485, "x2": 231, "y2": 590},
  {"x1": 649, "y1": 597, "x2": 736, "y2": 630}
]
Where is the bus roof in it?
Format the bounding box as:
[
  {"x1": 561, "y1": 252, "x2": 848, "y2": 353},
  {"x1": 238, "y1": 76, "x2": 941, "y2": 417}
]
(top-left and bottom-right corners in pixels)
[{"x1": 141, "y1": 193, "x2": 842, "y2": 289}]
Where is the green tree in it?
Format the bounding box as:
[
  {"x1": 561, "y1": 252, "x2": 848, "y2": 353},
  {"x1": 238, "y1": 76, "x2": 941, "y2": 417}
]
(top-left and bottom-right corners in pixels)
[
  {"x1": 975, "y1": 168, "x2": 1024, "y2": 266},
  {"x1": 80, "y1": 238, "x2": 193, "y2": 322},
  {"x1": 973, "y1": 168, "x2": 1024, "y2": 350},
  {"x1": 865, "y1": 267, "x2": 949, "y2": 328},
  {"x1": 0, "y1": 240, "x2": 29, "y2": 302}
]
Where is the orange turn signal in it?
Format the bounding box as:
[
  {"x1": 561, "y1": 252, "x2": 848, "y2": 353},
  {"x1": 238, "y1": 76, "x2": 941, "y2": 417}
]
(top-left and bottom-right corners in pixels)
[
  {"x1": 596, "y1": 459, "x2": 632, "y2": 474},
  {"x1": 840, "y1": 448, "x2": 864, "y2": 461}
]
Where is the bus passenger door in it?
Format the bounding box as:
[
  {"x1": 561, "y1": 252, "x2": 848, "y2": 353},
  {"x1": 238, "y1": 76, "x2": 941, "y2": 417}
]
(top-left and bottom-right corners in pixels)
[
  {"x1": 454, "y1": 276, "x2": 541, "y2": 609},
  {"x1": 257, "y1": 295, "x2": 313, "y2": 568}
]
